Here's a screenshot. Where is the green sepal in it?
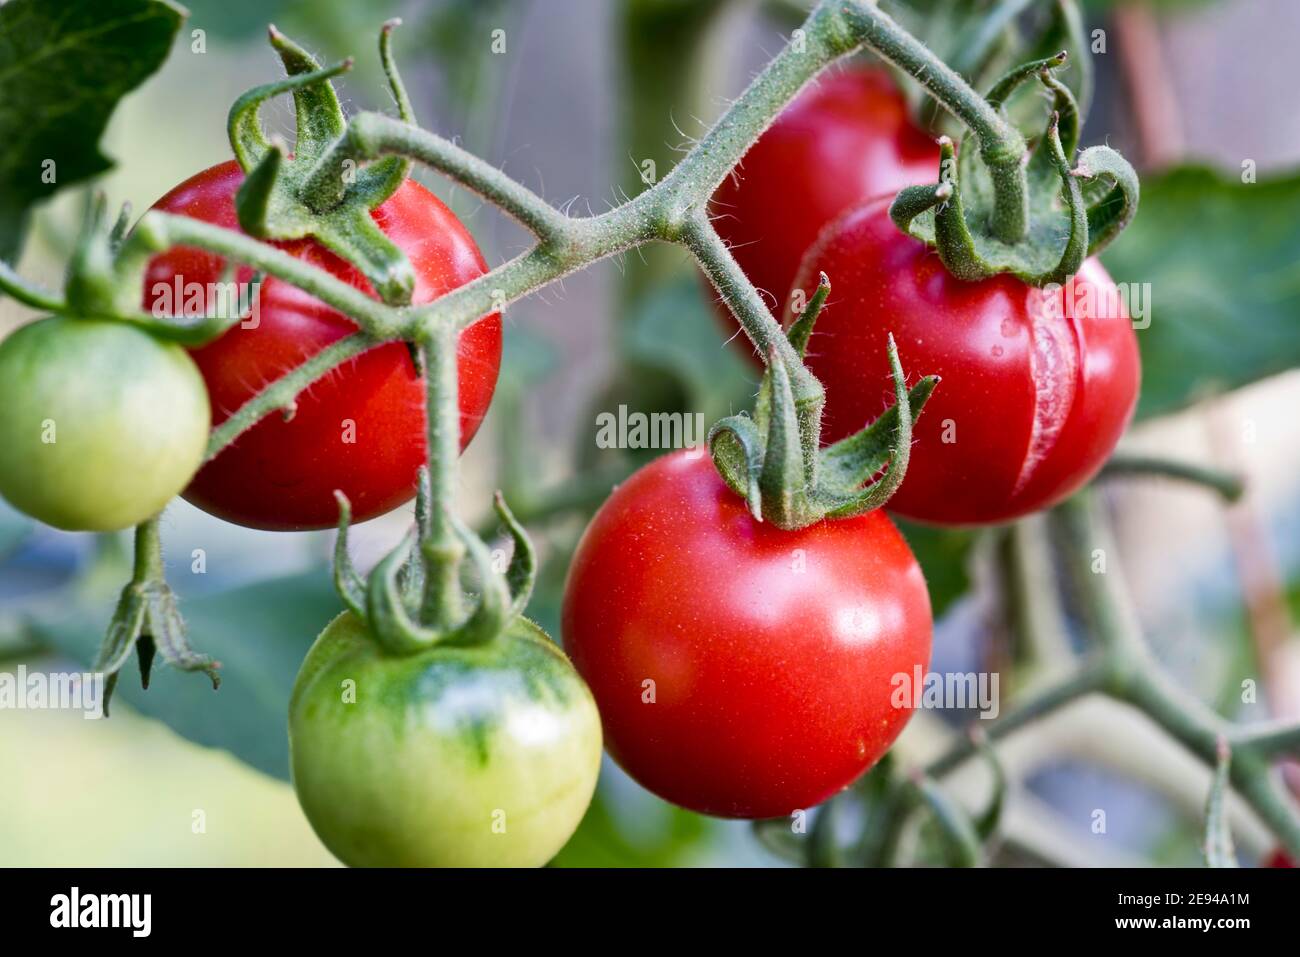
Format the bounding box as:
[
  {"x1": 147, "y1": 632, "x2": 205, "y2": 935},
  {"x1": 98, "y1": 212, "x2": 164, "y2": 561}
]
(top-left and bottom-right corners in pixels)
[
  {"x1": 787, "y1": 272, "x2": 830, "y2": 358},
  {"x1": 224, "y1": 25, "x2": 419, "y2": 305},
  {"x1": 228, "y1": 55, "x2": 353, "y2": 172},
  {"x1": 705, "y1": 274, "x2": 938, "y2": 530},
  {"x1": 440, "y1": 513, "x2": 514, "y2": 648},
  {"x1": 330, "y1": 492, "x2": 367, "y2": 620},
  {"x1": 1077, "y1": 145, "x2": 1141, "y2": 257},
  {"x1": 493, "y1": 491, "x2": 537, "y2": 617},
  {"x1": 268, "y1": 26, "x2": 348, "y2": 159},
  {"x1": 95, "y1": 553, "x2": 220, "y2": 717},
  {"x1": 759, "y1": 353, "x2": 814, "y2": 527},
  {"x1": 816, "y1": 366, "x2": 937, "y2": 520},
  {"x1": 708, "y1": 413, "x2": 765, "y2": 520},
  {"x1": 891, "y1": 56, "x2": 1137, "y2": 287},
  {"x1": 366, "y1": 532, "x2": 443, "y2": 656}
]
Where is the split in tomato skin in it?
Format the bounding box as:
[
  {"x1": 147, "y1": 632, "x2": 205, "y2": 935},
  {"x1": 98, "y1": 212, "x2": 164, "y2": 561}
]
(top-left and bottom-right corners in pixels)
[
  {"x1": 144, "y1": 160, "x2": 502, "y2": 531},
  {"x1": 710, "y1": 65, "x2": 938, "y2": 333},
  {"x1": 561, "y1": 450, "x2": 933, "y2": 819},
  {"x1": 790, "y1": 196, "x2": 1141, "y2": 527}
]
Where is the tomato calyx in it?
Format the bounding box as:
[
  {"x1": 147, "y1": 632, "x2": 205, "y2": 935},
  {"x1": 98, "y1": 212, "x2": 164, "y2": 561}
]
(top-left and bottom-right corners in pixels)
[
  {"x1": 333, "y1": 470, "x2": 537, "y2": 655},
  {"x1": 890, "y1": 53, "x2": 1138, "y2": 287},
  {"x1": 96, "y1": 518, "x2": 220, "y2": 715},
  {"x1": 708, "y1": 273, "x2": 938, "y2": 530},
  {"x1": 225, "y1": 21, "x2": 419, "y2": 305},
  {"x1": 45, "y1": 193, "x2": 247, "y2": 346}
]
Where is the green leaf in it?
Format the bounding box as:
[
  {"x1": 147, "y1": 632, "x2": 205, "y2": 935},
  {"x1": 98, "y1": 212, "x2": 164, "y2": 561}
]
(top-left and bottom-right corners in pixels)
[
  {"x1": 549, "y1": 778, "x2": 714, "y2": 868},
  {"x1": 1100, "y1": 165, "x2": 1300, "y2": 420},
  {"x1": 31, "y1": 569, "x2": 341, "y2": 781},
  {"x1": 0, "y1": 0, "x2": 184, "y2": 261}
]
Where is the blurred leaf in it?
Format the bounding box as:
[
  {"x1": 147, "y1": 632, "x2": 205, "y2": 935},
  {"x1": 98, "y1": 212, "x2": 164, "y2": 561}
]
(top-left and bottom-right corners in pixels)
[
  {"x1": 30, "y1": 569, "x2": 340, "y2": 781},
  {"x1": 549, "y1": 778, "x2": 713, "y2": 867},
  {"x1": 897, "y1": 521, "x2": 976, "y2": 618},
  {"x1": 0, "y1": 0, "x2": 183, "y2": 261},
  {"x1": 622, "y1": 276, "x2": 756, "y2": 423},
  {"x1": 1101, "y1": 166, "x2": 1300, "y2": 420}
]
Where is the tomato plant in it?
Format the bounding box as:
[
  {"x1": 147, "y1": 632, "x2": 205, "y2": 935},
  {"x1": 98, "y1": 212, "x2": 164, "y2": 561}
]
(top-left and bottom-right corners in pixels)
[
  {"x1": 791, "y1": 196, "x2": 1141, "y2": 526},
  {"x1": 0, "y1": 316, "x2": 209, "y2": 531},
  {"x1": 561, "y1": 450, "x2": 933, "y2": 819},
  {"x1": 710, "y1": 65, "x2": 938, "y2": 333},
  {"x1": 289, "y1": 612, "x2": 602, "y2": 867},
  {"x1": 144, "y1": 160, "x2": 502, "y2": 531}
]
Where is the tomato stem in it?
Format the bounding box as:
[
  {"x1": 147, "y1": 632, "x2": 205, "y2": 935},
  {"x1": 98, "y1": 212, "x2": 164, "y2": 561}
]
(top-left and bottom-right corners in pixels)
[{"x1": 418, "y1": 327, "x2": 467, "y2": 629}]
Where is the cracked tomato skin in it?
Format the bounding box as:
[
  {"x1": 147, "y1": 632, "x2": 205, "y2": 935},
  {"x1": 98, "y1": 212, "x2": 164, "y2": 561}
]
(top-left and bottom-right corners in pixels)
[
  {"x1": 710, "y1": 66, "x2": 938, "y2": 337},
  {"x1": 561, "y1": 450, "x2": 932, "y2": 819},
  {"x1": 144, "y1": 160, "x2": 501, "y2": 531},
  {"x1": 791, "y1": 196, "x2": 1140, "y2": 526}
]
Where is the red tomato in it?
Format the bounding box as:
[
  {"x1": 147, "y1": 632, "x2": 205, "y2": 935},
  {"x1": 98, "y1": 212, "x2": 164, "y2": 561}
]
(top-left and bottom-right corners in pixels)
[
  {"x1": 144, "y1": 160, "x2": 501, "y2": 530},
  {"x1": 711, "y1": 65, "x2": 938, "y2": 334},
  {"x1": 791, "y1": 196, "x2": 1140, "y2": 526},
  {"x1": 1264, "y1": 848, "x2": 1295, "y2": 868},
  {"x1": 561, "y1": 450, "x2": 933, "y2": 819}
]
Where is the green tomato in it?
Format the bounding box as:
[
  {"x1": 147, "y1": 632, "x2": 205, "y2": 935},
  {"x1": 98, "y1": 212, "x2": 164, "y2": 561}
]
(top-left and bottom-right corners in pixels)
[
  {"x1": 289, "y1": 612, "x2": 603, "y2": 868},
  {"x1": 0, "y1": 316, "x2": 210, "y2": 531}
]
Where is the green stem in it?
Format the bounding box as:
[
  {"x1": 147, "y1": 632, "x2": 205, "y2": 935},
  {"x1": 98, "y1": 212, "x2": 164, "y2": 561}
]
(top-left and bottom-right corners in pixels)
[
  {"x1": 419, "y1": 326, "x2": 465, "y2": 629},
  {"x1": 1235, "y1": 721, "x2": 1300, "y2": 758},
  {"x1": 132, "y1": 516, "x2": 165, "y2": 582},
  {"x1": 128, "y1": 213, "x2": 402, "y2": 337},
  {"x1": 304, "y1": 113, "x2": 569, "y2": 241},
  {"x1": 926, "y1": 663, "x2": 1109, "y2": 777},
  {"x1": 1100, "y1": 454, "x2": 1246, "y2": 503},
  {"x1": 205, "y1": 334, "x2": 375, "y2": 462},
  {"x1": 834, "y1": 0, "x2": 1028, "y2": 241},
  {"x1": 1055, "y1": 492, "x2": 1300, "y2": 856},
  {"x1": 679, "y1": 214, "x2": 820, "y2": 401}
]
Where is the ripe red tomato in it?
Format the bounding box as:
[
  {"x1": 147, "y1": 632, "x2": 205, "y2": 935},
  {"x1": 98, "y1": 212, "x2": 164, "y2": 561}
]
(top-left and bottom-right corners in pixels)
[
  {"x1": 711, "y1": 65, "x2": 938, "y2": 332},
  {"x1": 1264, "y1": 848, "x2": 1295, "y2": 868},
  {"x1": 561, "y1": 450, "x2": 932, "y2": 819},
  {"x1": 144, "y1": 160, "x2": 501, "y2": 530},
  {"x1": 791, "y1": 196, "x2": 1140, "y2": 526}
]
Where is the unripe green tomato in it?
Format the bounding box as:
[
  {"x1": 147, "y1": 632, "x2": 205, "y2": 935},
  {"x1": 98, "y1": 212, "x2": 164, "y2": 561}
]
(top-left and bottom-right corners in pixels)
[
  {"x1": 0, "y1": 316, "x2": 210, "y2": 531},
  {"x1": 289, "y1": 612, "x2": 602, "y2": 868}
]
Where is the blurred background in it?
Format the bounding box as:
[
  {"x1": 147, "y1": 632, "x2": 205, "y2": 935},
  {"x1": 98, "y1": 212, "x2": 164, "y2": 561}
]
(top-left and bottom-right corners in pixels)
[{"x1": 2, "y1": 0, "x2": 1299, "y2": 866}]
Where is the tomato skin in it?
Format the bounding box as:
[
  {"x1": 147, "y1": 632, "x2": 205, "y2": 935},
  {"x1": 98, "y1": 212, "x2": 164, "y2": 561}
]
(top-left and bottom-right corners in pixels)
[
  {"x1": 144, "y1": 160, "x2": 502, "y2": 531},
  {"x1": 0, "y1": 316, "x2": 209, "y2": 531},
  {"x1": 791, "y1": 197, "x2": 1141, "y2": 526},
  {"x1": 711, "y1": 66, "x2": 938, "y2": 329},
  {"x1": 289, "y1": 613, "x2": 602, "y2": 868},
  {"x1": 561, "y1": 450, "x2": 932, "y2": 819}
]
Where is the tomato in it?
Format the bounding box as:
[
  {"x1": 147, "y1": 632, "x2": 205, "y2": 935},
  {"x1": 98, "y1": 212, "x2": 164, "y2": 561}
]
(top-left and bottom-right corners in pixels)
[
  {"x1": 711, "y1": 65, "x2": 938, "y2": 333},
  {"x1": 289, "y1": 612, "x2": 602, "y2": 867},
  {"x1": 0, "y1": 316, "x2": 209, "y2": 531},
  {"x1": 561, "y1": 450, "x2": 932, "y2": 819},
  {"x1": 791, "y1": 196, "x2": 1140, "y2": 526},
  {"x1": 144, "y1": 160, "x2": 501, "y2": 531},
  {"x1": 1264, "y1": 848, "x2": 1295, "y2": 868}
]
